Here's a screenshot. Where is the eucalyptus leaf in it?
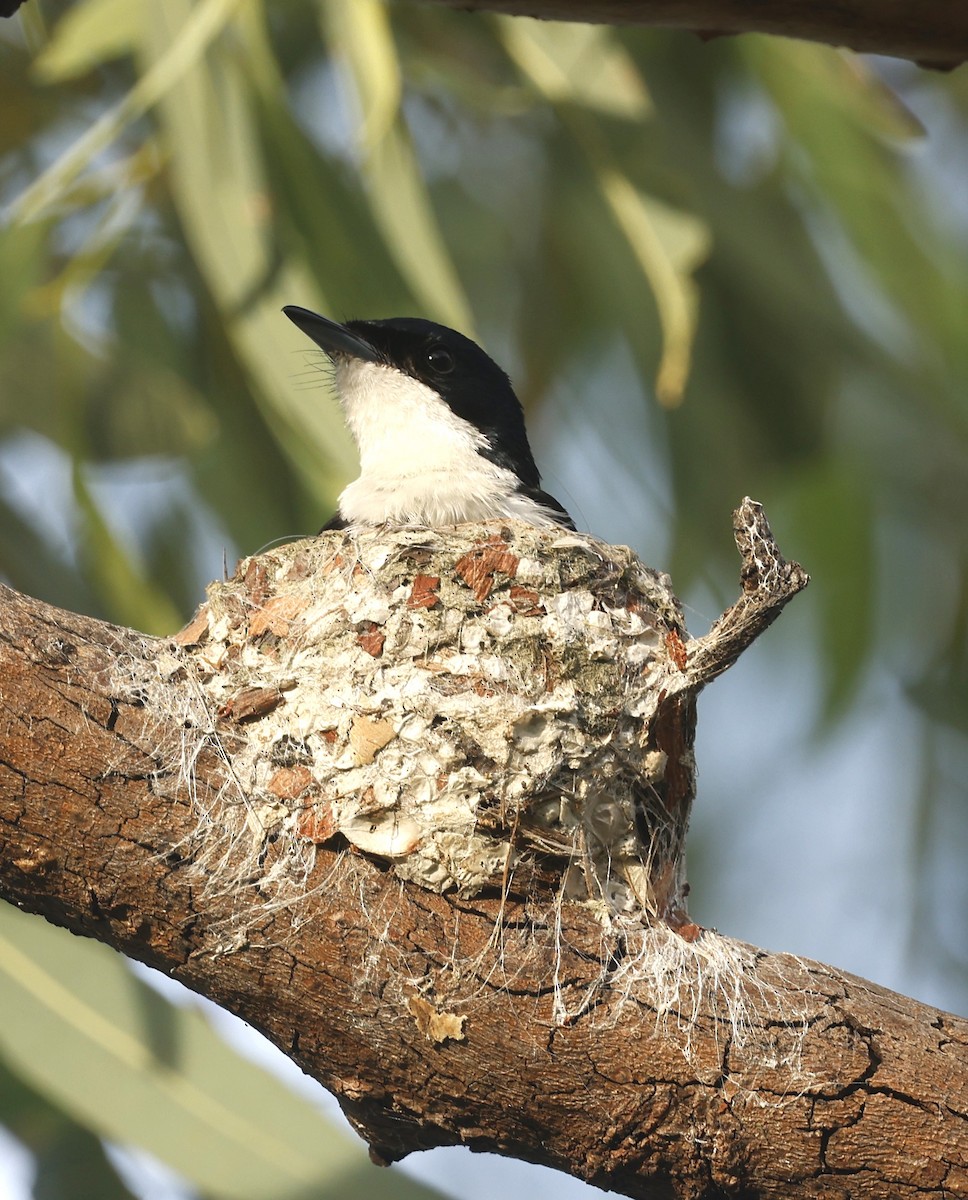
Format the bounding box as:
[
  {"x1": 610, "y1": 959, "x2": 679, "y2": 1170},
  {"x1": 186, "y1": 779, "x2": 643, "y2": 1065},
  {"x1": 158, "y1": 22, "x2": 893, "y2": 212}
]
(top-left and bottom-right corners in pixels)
[
  {"x1": 0, "y1": 220, "x2": 48, "y2": 333},
  {"x1": 499, "y1": 20, "x2": 651, "y2": 120},
  {"x1": 597, "y1": 174, "x2": 709, "y2": 406},
  {"x1": 0, "y1": 1057, "x2": 139, "y2": 1200},
  {"x1": 139, "y1": 0, "x2": 356, "y2": 501},
  {"x1": 323, "y1": 0, "x2": 402, "y2": 149},
  {"x1": 8, "y1": 0, "x2": 242, "y2": 225},
  {"x1": 323, "y1": 2, "x2": 474, "y2": 331},
  {"x1": 0, "y1": 907, "x2": 446, "y2": 1200},
  {"x1": 33, "y1": 0, "x2": 140, "y2": 82},
  {"x1": 361, "y1": 125, "x2": 476, "y2": 331},
  {"x1": 0, "y1": 493, "x2": 95, "y2": 615},
  {"x1": 500, "y1": 18, "x2": 710, "y2": 405}
]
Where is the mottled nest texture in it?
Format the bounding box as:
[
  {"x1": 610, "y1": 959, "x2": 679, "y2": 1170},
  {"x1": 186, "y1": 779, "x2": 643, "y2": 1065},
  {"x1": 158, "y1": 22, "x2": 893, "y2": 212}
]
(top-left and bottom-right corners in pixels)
[{"x1": 149, "y1": 521, "x2": 699, "y2": 932}]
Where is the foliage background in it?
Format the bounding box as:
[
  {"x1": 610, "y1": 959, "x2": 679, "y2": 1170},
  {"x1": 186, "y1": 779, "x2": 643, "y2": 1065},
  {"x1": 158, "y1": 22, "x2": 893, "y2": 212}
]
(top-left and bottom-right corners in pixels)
[{"x1": 1, "y1": 0, "x2": 967, "y2": 1196}]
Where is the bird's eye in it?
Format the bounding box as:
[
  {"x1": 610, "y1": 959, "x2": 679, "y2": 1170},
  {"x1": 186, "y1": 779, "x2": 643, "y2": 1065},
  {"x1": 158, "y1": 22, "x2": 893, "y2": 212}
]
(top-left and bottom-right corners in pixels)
[{"x1": 426, "y1": 346, "x2": 455, "y2": 375}]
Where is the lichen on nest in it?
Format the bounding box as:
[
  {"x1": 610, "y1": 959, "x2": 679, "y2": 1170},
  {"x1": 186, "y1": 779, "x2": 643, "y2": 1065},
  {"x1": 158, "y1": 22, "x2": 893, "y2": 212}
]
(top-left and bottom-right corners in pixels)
[{"x1": 150, "y1": 520, "x2": 696, "y2": 926}]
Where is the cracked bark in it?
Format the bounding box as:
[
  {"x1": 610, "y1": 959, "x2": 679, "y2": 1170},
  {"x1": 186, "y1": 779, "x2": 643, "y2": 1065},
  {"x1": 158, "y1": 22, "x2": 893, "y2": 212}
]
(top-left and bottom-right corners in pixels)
[
  {"x1": 0, "y1": 505, "x2": 966, "y2": 1200},
  {"x1": 417, "y1": 0, "x2": 968, "y2": 69}
]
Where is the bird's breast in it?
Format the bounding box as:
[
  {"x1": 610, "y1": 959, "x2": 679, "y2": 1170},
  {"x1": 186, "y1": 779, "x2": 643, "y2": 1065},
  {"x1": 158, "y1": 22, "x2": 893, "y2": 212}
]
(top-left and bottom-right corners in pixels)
[{"x1": 339, "y1": 465, "x2": 560, "y2": 528}]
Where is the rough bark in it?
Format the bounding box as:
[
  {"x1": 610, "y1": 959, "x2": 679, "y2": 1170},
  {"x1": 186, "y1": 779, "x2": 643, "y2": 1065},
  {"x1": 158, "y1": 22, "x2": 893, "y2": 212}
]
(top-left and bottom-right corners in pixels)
[
  {"x1": 0, "y1": 506, "x2": 965, "y2": 1200},
  {"x1": 5, "y1": 0, "x2": 966, "y2": 68},
  {"x1": 420, "y1": 0, "x2": 968, "y2": 69}
]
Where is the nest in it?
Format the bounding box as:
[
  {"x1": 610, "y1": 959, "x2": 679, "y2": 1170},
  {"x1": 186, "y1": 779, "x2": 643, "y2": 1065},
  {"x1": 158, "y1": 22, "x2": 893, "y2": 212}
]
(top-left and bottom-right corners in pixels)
[{"x1": 152, "y1": 521, "x2": 697, "y2": 928}]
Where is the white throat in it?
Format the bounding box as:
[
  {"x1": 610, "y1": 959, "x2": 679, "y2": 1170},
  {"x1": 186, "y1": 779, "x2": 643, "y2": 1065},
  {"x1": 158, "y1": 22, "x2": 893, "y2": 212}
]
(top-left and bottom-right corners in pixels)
[{"x1": 333, "y1": 358, "x2": 558, "y2": 527}]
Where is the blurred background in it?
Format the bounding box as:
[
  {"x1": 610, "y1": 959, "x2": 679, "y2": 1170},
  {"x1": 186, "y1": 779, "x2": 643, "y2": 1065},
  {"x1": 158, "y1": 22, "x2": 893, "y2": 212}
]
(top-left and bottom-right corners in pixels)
[{"x1": 1, "y1": 1, "x2": 966, "y2": 1197}]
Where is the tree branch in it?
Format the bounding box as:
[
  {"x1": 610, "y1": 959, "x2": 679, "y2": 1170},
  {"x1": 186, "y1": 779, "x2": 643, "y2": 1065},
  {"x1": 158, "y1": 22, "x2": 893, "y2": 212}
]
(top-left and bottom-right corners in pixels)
[
  {"x1": 676, "y1": 497, "x2": 809, "y2": 692},
  {"x1": 0, "y1": 510, "x2": 965, "y2": 1199},
  {"x1": 6, "y1": 0, "x2": 965, "y2": 67},
  {"x1": 418, "y1": 0, "x2": 968, "y2": 69}
]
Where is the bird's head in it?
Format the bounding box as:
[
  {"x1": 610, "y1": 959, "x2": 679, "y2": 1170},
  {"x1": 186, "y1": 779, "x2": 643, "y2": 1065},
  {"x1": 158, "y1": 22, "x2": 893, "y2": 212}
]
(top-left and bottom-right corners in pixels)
[{"x1": 283, "y1": 306, "x2": 540, "y2": 487}]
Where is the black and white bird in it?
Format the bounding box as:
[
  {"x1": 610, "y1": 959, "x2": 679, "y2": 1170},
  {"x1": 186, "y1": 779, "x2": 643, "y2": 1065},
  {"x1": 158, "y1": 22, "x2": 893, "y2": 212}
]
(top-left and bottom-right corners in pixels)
[{"x1": 283, "y1": 305, "x2": 574, "y2": 532}]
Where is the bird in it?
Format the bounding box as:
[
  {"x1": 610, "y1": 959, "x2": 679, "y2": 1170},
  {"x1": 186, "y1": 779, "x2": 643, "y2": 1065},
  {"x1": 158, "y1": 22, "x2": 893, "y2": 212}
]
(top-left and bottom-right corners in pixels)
[{"x1": 283, "y1": 305, "x2": 575, "y2": 532}]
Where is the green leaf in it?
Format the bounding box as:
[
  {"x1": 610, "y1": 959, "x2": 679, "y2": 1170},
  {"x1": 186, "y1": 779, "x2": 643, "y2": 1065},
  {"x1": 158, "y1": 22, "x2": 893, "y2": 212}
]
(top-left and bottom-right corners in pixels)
[
  {"x1": 138, "y1": 0, "x2": 356, "y2": 506},
  {"x1": 744, "y1": 37, "x2": 968, "y2": 383},
  {"x1": 323, "y1": 1, "x2": 474, "y2": 331},
  {"x1": 0, "y1": 493, "x2": 97, "y2": 616},
  {"x1": 500, "y1": 17, "x2": 710, "y2": 405},
  {"x1": 597, "y1": 174, "x2": 709, "y2": 406},
  {"x1": 9, "y1": 0, "x2": 243, "y2": 225},
  {"x1": 0, "y1": 220, "x2": 48, "y2": 333},
  {"x1": 496, "y1": 18, "x2": 651, "y2": 121},
  {"x1": 0, "y1": 1058, "x2": 139, "y2": 1200},
  {"x1": 33, "y1": 0, "x2": 141, "y2": 82},
  {"x1": 363, "y1": 126, "x2": 475, "y2": 331},
  {"x1": 0, "y1": 907, "x2": 446, "y2": 1200},
  {"x1": 905, "y1": 561, "x2": 968, "y2": 734},
  {"x1": 322, "y1": 0, "x2": 401, "y2": 148}
]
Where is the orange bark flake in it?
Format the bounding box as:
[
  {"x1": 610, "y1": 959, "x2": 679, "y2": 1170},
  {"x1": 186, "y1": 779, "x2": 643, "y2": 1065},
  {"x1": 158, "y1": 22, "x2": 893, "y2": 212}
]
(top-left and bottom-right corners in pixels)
[
  {"x1": 249, "y1": 595, "x2": 306, "y2": 638},
  {"x1": 268, "y1": 765, "x2": 314, "y2": 799},
  {"x1": 356, "y1": 622, "x2": 386, "y2": 657},
  {"x1": 408, "y1": 574, "x2": 441, "y2": 609},
  {"x1": 173, "y1": 608, "x2": 210, "y2": 647},
  {"x1": 295, "y1": 801, "x2": 338, "y2": 844},
  {"x1": 350, "y1": 717, "x2": 397, "y2": 765},
  {"x1": 677, "y1": 922, "x2": 703, "y2": 943},
  {"x1": 455, "y1": 541, "x2": 520, "y2": 603},
  {"x1": 508, "y1": 585, "x2": 544, "y2": 616},
  {"x1": 665, "y1": 629, "x2": 688, "y2": 671},
  {"x1": 408, "y1": 994, "x2": 467, "y2": 1044}
]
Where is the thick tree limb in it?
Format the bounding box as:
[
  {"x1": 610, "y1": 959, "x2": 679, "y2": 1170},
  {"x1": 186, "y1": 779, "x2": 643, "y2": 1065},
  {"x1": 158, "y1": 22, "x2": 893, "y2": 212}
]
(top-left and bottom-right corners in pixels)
[
  {"x1": 420, "y1": 0, "x2": 968, "y2": 69},
  {"x1": 0, "y1": 509, "x2": 965, "y2": 1200}
]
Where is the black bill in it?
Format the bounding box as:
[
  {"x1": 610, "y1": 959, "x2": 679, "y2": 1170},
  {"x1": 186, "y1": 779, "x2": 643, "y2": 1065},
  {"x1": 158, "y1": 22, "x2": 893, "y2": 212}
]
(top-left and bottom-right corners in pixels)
[{"x1": 282, "y1": 305, "x2": 381, "y2": 363}]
